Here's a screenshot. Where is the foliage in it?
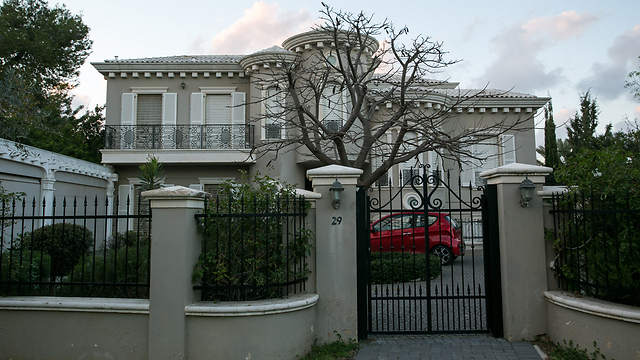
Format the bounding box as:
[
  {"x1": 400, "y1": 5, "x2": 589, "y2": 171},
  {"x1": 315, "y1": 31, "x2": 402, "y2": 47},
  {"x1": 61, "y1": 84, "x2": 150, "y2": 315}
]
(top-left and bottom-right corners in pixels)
[
  {"x1": 0, "y1": 0, "x2": 101, "y2": 164},
  {"x1": 566, "y1": 91, "x2": 599, "y2": 155},
  {"x1": 65, "y1": 241, "x2": 150, "y2": 298},
  {"x1": 0, "y1": 0, "x2": 92, "y2": 89},
  {"x1": 299, "y1": 335, "x2": 359, "y2": 360},
  {"x1": 137, "y1": 156, "x2": 165, "y2": 191},
  {"x1": 549, "y1": 340, "x2": 607, "y2": 360},
  {"x1": 17, "y1": 222, "x2": 94, "y2": 278},
  {"x1": 193, "y1": 172, "x2": 313, "y2": 301},
  {"x1": 0, "y1": 248, "x2": 51, "y2": 296},
  {"x1": 544, "y1": 101, "x2": 561, "y2": 184},
  {"x1": 370, "y1": 252, "x2": 441, "y2": 284},
  {"x1": 250, "y1": 4, "x2": 536, "y2": 187},
  {"x1": 106, "y1": 230, "x2": 149, "y2": 250}
]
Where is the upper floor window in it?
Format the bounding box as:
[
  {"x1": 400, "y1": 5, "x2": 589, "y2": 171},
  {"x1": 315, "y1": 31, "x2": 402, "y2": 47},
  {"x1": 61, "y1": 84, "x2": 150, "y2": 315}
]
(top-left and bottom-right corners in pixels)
[
  {"x1": 460, "y1": 134, "x2": 516, "y2": 186},
  {"x1": 320, "y1": 85, "x2": 346, "y2": 133},
  {"x1": 136, "y1": 94, "x2": 162, "y2": 125},
  {"x1": 262, "y1": 88, "x2": 284, "y2": 139}
]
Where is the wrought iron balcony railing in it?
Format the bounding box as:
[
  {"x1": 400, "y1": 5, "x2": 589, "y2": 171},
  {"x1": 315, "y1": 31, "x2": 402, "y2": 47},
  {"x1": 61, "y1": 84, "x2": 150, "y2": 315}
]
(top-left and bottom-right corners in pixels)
[{"x1": 104, "y1": 124, "x2": 254, "y2": 150}]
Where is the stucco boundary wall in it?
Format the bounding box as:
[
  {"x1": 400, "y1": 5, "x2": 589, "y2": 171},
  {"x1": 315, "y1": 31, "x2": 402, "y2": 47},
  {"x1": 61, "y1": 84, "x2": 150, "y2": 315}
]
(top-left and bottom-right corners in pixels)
[
  {"x1": 0, "y1": 165, "x2": 367, "y2": 360},
  {"x1": 540, "y1": 187, "x2": 640, "y2": 360}
]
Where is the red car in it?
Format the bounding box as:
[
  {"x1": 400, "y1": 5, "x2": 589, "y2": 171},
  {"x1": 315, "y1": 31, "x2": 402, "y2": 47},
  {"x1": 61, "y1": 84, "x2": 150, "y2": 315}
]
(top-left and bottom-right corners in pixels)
[{"x1": 370, "y1": 212, "x2": 465, "y2": 265}]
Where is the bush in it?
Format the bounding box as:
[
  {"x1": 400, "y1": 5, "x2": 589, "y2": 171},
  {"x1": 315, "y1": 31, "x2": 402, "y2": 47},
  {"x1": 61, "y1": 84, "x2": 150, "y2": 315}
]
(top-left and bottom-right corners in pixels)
[
  {"x1": 193, "y1": 171, "x2": 313, "y2": 301},
  {"x1": 18, "y1": 223, "x2": 94, "y2": 278},
  {"x1": 0, "y1": 249, "x2": 51, "y2": 296},
  {"x1": 64, "y1": 241, "x2": 150, "y2": 298},
  {"x1": 106, "y1": 230, "x2": 149, "y2": 250},
  {"x1": 370, "y1": 252, "x2": 441, "y2": 284}
]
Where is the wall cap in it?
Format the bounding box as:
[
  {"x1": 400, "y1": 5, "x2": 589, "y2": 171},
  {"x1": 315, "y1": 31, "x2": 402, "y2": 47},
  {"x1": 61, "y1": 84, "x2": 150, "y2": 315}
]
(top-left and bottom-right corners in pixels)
[
  {"x1": 0, "y1": 296, "x2": 149, "y2": 314},
  {"x1": 545, "y1": 291, "x2": 640, "y2": 324},
  {"x1": 142, "y1": 185, "x2": 207, "y2": 200},
  {"x1": 185, "y1": 293, "x2": 319, "y2": 317},
  {"x1": 538, "y1": 185, "x2": 570, "y2": 198},
  {"x1": 307, "y1": 165, "x2": 363, "y2": 179},
  {"x1": 296, "y1": 188, "x2": 322, "y2": 199},
  {"x1": 480, "y1": 163, "x2": 553, "y2": 179}
]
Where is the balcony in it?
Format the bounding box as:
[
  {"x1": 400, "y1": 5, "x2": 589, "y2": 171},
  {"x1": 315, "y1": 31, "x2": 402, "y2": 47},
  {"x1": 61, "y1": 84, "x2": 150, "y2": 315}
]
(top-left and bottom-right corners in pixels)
[{"x1": 102, "y1": 124, "x2": 255, "y2": 165}]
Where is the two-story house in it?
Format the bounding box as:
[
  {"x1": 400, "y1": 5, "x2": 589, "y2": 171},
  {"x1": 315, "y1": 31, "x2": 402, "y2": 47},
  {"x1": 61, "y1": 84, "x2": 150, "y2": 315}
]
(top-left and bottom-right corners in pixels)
[{"x1": 92, "y1": 29, "x2": 549, "y2": 216}]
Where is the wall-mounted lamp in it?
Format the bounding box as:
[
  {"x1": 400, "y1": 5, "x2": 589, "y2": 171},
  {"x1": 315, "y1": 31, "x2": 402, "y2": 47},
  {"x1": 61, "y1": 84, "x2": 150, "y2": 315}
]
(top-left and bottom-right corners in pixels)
[
  {"x1": 329, "y1": 178, "x2": 344, "y2": 210},
  {"x1": 181, "y1": 82, "x2": 185, "y2": 89},
  {"x1": 519, "y1": 176, "x2": 535, "y2": 208}
]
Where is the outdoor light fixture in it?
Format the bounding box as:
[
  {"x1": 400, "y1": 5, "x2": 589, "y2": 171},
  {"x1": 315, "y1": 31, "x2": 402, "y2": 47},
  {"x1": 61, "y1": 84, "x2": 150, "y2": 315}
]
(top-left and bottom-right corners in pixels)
[
  {"x1": 329, "y1": 178, "x2": 344, "y2": 210},
  {"x1": 181, "y1": 82, "x2": 185, "y2": 89},
  {"x1": 519, "y1": 176, "x2": 535, "y2": 208}
]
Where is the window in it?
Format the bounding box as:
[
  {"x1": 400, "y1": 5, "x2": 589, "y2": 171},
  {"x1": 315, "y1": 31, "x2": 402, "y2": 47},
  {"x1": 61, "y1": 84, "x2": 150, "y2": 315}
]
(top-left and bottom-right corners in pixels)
[
  {"x1": 263, "y1": 88, "x2": 284, "y2": 139},
  {"x1": 120, "y1": 90, "x2": 176, "y2": 149},
  {"x1": 136, "y1": 95, "x2": 162, "y2": 125},
  {"x1": 320, "y1": 86, "x2": 345, "y2": 132},
  {"x1": 460, "y1": 139, "x2": 500, "y2": 187},
  {"x1": 189, "y1": 89, "x2": 246, "y2": 149},
  {"x1": 205, "y1": 95, "x2": 231, "y2": 124}
]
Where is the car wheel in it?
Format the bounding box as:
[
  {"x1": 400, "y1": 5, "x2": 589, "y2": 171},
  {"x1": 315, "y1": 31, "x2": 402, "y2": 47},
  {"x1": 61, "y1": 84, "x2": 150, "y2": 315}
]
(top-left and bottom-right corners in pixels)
[{"x1": 431, "y1": 245, "x2": 453, "y2": 265}]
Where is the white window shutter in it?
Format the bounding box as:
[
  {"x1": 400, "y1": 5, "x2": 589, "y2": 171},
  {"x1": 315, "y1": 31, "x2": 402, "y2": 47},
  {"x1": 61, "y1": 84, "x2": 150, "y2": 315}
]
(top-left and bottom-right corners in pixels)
[
  {"x1": 501, "y1": 134, "x2": 516, "y2": 165},
  {"x1": 190, "y1": 93, "x2": 204, "y2": 125},
  {"x1": 231, "y1": 92, "x2": 246, "y2": 124},
  {"x1": 460, "y1": 146, "x2": 474, "y2": 187},
  {"x1": 428, "y1": 151, "x2": 443, "y2": 180},
  {"x1": 121, "y1": 93, "x2": 136, "y2": 125},
  {"x1": 162, "y1": 93, "x2": 177, "y2": 126}
]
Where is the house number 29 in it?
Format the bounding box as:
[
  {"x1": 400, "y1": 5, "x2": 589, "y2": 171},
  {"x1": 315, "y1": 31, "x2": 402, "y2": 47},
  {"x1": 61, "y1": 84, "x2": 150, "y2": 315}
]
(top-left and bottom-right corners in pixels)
[{"x1": 332, "y1": 216, "x2": 343, "y2": 225}]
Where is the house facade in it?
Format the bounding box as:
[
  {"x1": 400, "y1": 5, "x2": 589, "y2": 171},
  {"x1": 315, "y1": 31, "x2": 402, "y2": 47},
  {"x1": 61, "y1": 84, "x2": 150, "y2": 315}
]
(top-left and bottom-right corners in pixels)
[{"x1": 92, "y1": 30, "x2": 549, "y2": 214}]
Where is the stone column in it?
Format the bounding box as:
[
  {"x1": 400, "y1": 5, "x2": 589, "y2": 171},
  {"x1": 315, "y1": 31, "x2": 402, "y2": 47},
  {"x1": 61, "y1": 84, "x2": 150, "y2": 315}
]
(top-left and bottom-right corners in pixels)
[
  {"x1": 41, "y1": 170, "x2": 55, "y2": 226},
  {"x1": 143, "y1": 186, "x2": 206, "y2": 360},
  {"x1": 479, "y1": 163, "x2": 552, "y2": 341},
  {"x1": 306, "y1": 165, "x2": 363, "y2": 343}
]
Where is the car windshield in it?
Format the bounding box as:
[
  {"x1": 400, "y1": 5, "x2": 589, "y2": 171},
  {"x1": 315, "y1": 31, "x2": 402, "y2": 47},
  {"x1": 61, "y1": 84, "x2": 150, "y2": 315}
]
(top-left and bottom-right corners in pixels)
[{"x1": 444, "y1": 215, "x2": 460, "y2": 229}]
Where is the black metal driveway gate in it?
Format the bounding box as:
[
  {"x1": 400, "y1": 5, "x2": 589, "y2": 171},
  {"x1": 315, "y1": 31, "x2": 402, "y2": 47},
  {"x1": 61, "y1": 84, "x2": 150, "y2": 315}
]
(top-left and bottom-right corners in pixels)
[{"x1": 356, "y1": 167, "x2": 503, "y2": 339}]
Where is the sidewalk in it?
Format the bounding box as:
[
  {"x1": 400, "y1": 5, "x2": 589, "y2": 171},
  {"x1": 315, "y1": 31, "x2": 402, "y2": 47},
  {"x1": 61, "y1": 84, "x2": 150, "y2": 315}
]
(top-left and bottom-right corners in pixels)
[{"x1": 355, "y1": 334, "x2": 544, "y2": 360}]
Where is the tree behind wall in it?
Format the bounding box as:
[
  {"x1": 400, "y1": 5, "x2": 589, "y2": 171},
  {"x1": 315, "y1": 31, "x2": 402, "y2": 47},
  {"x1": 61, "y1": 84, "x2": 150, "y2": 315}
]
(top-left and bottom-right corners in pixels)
[
  {"x1": 566, "y1": 90, "x2": 599, "y2": 154},
  {"x1": 248, "y1": 4, "x2": 542, "y2": 187},
  {"x1": 543, "y1": 101, "x2": 561, "y2": 183}
]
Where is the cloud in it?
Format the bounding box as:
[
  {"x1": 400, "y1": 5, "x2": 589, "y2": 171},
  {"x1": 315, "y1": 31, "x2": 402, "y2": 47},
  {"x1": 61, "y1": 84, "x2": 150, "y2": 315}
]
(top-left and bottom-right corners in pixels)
[
  {"x1": 474, "y1": 23, "x2": 564, "y2": 92},
  {"x1": 578, "y1": 25, "x2": 640, "y2": 100},
  {"x1": 207, "y1": 2, "x2": 316, "y2": 54},
  {"x1": 522, "y1": 11, "x2": 603, "y2": 41},
  {"x1": 473, "y1": 11, "x2": 603, "y2": 93}
]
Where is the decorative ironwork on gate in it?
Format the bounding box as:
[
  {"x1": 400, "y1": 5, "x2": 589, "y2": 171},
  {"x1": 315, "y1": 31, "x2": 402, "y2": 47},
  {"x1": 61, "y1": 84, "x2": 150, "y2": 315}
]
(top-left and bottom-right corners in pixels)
[{"x1": 357, "y1": 165, "x2": 500, "y2": 338}]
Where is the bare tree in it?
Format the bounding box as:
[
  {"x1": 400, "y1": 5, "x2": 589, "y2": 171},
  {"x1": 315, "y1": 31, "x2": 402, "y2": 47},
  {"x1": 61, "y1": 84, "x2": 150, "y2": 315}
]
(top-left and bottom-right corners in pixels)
[{"x1": 243, "y1": 4, "x2": 541, "y2": 187}]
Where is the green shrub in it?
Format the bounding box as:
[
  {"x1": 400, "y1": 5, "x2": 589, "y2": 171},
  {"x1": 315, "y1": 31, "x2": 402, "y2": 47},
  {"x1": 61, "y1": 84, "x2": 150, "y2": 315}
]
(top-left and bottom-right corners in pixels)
[
  {"x1": 64, "y1": 242, "x2": 150, "y2": 298},
  {"x1": 370, "y1": 252, "x2": 441, "y2": 284},
  {"x1": 550, "y1": 340, "x2": 607, "y2": 360},
  {"x1": 18, "y1": 223, "x2": 94, "y2": 278},
  {"x1": 0, "y1": 249, "x2": 51, "y2": 296},
  {"x1": 193, "y1": 171, "x2": 313, "y2": 301},
  {"x1": 106, "y1": 230, "x2": 149, "y2": 250}
]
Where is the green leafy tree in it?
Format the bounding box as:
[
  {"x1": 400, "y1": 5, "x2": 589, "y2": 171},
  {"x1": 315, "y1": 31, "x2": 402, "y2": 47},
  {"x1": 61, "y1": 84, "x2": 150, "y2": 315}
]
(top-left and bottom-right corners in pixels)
[
  {"x1": 137, "y1": 156, "x2": 165, "y2": 191},
  {"x1": 566, "y1": 90, "x2": 599, "y2": 154},
  {"x1": 0, "y1": 0, "x2": 100, "y2": 164},
  {"x1": 0, "y1": 0, "x2": 92, "y2": 89},
  {"x1": 543, "y1": 101, "x2": 561, "y2": 183}
]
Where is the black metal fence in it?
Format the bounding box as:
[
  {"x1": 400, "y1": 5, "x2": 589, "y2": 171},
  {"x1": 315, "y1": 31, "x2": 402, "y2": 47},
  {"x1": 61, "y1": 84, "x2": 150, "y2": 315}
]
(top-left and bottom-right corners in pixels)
[
  {"x1": 551, "y1": 191, "x2": 640, "y2": 306},
  {"x1": 0, "y1": 196, "x2": 151, "y2": 298},
  {"x1": 194, "y1": 193, "x2": 310, "y2": 302},
  {"x1": 104, "y1": 124, "x2": 254, "y2": 150}
]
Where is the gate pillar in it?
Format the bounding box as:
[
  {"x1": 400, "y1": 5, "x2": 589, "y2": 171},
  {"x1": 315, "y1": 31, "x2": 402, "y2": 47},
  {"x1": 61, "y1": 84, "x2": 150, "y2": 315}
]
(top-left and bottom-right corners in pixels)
[
  {"x1": 480, "y1": 163, "x2": 552, "y2": 341},
  {"x1": 307, "y1": 165, "x2": 363, "y2": 343}
]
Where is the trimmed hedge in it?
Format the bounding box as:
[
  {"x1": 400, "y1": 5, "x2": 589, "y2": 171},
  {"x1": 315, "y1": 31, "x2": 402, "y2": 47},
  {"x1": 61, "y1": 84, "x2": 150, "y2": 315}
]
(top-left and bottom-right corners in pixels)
[{"x1": 370, "y1": 252, "x2": 441, "y2": 284}]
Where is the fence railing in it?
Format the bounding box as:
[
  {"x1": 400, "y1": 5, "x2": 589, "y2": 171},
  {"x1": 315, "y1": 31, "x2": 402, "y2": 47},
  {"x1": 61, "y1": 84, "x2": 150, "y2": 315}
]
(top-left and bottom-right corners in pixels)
[
  {"x1": 104, "y1": 124, "x2": 254, "y2": 150},
  {"x1": 193, "y1": 193, "x2": 310, "y2": 301},
  {"x1": 0, "y1": 196, "x2": 151, "y2": 299},
  {"x1": 551, "y1": 191, "x2": 640, "y2": 306}
]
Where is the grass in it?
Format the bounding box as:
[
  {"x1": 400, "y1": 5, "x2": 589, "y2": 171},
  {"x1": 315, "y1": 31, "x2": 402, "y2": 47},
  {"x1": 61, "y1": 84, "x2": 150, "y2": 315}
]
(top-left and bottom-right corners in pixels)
[
  {"x1": 298, "y1": 336, "x2": 359, "y2": 360},
  {"x1": 530, "y1": 335, "x2": 609, "y2": 360}
]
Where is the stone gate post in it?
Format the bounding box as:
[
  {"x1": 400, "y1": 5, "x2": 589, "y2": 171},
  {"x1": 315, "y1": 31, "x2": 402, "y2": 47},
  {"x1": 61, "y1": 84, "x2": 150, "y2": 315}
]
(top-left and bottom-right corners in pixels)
[
  {"x1": 307, "y1": 165, "x2": 363, "y2": 343},
  {"x1": 142, "y1": 186, "x2": 206, "y2": 360},
  {"x1": 480, "y1": 163, "x2": 552, "y2": 341}
]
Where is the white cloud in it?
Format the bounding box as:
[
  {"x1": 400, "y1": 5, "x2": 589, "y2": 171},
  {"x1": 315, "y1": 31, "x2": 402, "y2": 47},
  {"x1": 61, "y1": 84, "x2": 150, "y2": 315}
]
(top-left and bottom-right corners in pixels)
[
  {"x1": 207, "y1": 1, "x2": 316, "y2": 54},
  {"x1": 522, "y1": 11, "x2": 603, "y2": 41},
  {"x1": 578, "y1": 25, "x2": 640, "y2": 100},
  {"x1": 474, "y1": 11, "x2": 603, "y2": 94}
]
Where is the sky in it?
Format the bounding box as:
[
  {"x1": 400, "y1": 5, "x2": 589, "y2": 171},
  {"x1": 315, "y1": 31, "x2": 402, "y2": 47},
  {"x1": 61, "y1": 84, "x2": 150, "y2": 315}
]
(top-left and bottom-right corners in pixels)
[{"x1": 58, "y1": 0, "x2": 640, "y2": 148}]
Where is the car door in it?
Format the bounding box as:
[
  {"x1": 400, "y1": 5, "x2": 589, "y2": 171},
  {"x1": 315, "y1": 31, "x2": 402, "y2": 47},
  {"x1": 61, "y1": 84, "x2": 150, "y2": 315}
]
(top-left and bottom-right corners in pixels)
[
  {"x1": 403, "y1": 213, "x2": 427, "y2": 253},
  {"x1": 426, "y1": 214, "x2": 449, "y2": 251},
  {"x1": 371, "y1": 214, "x2": 407, "y2": 252}
]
